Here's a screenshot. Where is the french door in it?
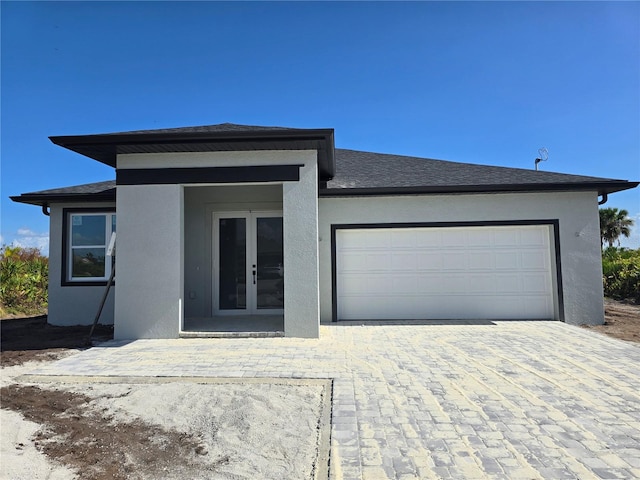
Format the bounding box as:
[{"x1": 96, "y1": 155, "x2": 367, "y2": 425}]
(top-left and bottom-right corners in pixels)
[{"x1": 213, "y1": 211, "x2": 284, "y2": 315}]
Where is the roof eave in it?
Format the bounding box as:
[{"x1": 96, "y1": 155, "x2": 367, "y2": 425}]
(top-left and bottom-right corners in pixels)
[
  {"x1": 10, "y1": 192, "x2": 116, "y2": 207},
  {"x1": 319, "y1": 181, "x2": 639, "y2": 197},
  {"x1": 49, "y1": 128, "x2": 336, "y2": 179}
]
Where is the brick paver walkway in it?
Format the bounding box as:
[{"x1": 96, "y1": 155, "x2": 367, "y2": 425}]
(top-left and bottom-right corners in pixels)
[{"x1": 27, "y1": 321, "x2": 640, "y2": 479}]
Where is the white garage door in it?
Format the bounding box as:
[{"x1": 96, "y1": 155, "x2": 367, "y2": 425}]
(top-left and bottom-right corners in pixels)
[{"x1": 336, "y1": 225, "x2": 555, "y2": 320}]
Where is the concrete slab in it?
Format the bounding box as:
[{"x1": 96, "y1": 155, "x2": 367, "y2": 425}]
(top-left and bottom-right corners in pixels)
[{"x1": 22, "y1": 321, "x2": 640, "y2": 479}]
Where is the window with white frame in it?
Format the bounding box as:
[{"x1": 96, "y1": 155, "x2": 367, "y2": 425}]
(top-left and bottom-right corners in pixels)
[{"x1": 66, "y1": 212, "x2": 116, "y2": 282}]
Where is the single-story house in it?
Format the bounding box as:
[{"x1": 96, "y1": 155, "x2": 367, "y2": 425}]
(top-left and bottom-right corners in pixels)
[{"x1": 11, "y1": 123, "x2": 639, "y2": 339}]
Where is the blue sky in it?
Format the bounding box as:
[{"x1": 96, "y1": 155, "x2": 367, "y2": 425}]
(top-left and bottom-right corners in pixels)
[{"x1": 2, "y1": 1, "x2": 639, "y2": 254}]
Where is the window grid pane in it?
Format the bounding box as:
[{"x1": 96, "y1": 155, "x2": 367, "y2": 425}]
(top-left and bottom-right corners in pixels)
[
  {"x1": 72, "y1": 248, "x2": 106, "y2": 278},
  {"x1": 71, "y1": 215, "x2": 107, "y2": 246}
]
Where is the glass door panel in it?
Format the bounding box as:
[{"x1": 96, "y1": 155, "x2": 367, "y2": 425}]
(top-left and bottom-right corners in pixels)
[
  {"x1": 256, "y1": 217, "x2": 284, "y2": 309},
  {"x1": 218, "y1": 217, "x2": 247, "y2": 310}
]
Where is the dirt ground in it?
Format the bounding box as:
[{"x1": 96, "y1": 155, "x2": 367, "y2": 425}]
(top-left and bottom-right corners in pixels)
[
  {"x1": 582, "y1": 298, "x2": 640, "y2": 343},
  {"x1": 1, "y1": 384, "x2": 212, "y2": 480},
  {"x1": 1, "y1": 316, "x2": 326, "y2": 480},
  {"x1": 0, "y1": 318, "x2": 213, "y2": 479},
  {"x1": 1, "y1": 315, "x2": 113, "y2": 367}
]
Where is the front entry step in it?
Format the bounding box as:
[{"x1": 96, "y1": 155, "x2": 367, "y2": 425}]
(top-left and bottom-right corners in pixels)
[{"x1": 180, "y1": 331, "x2": 284, "y2": 338}]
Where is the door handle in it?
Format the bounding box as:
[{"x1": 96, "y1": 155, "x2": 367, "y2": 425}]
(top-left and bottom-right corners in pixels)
[{"x1": 252, "y1": 269, "x2": 256, "y2": 285}]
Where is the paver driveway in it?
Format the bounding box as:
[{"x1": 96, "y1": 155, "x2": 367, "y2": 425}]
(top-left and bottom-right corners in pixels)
[{"x1": 27, "y1": 321, "x2": 640, "y2": 479}]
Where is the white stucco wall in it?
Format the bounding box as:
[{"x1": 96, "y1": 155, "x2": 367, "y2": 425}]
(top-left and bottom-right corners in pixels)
[
  {"x1": 48, "y1": 203, "x2": 116, "y2": 326},
  {"x1": 318, "y1": 191, "x2": 604, "y2": 326},
  {"x1": 283, "y1": 154, "x2": 320, "y2": 338},
  {"x1": 116, "y1": 150, "x2": 320, "y2": 338},
  {"x1": 114, "y1": 185, "x2": 184, "y2": 339}
]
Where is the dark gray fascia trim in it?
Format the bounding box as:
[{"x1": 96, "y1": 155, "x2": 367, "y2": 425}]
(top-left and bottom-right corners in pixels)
[
  {"x1": 10, "y1": 193, "x2": 115, "y2": 207},
  {"x1": 116, "y1": 165, "x2": 303, "y2": 185},
  {"x1": 50, "y1": 128, "x2": 335, "y2": 147},
  {"x1": 320, "y1": 181, "x2": 638, "y2": 197},
  {"x1": 50, "y1": 128, "x2": 336, "y2": 179},
  {"x1": 330, "y1": 219, "x2": 564, "y2": 323}
]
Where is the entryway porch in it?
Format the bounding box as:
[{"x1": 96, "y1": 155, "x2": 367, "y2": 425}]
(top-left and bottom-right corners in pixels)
[{"x1": 181, "y1": 315, "x2": 284, "y2": 338}]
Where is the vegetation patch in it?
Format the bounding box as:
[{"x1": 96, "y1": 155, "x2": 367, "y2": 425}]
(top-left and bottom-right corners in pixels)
[
  {"x1": 602, "y1": 247, "x2": 640, "y2": 303},
  {"x1": 0, "y1": 246, "x2": 48, "y2": 317}
]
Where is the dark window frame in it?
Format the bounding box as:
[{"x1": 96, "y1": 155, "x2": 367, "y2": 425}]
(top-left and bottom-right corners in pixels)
[{"x1": 61, "y1": 207, "x2": 116, "y2": 286}]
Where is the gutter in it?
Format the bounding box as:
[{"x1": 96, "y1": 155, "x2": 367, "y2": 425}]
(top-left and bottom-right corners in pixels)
[{"x1": 319, "y1": 181, "x2": 639, "y2": 198}]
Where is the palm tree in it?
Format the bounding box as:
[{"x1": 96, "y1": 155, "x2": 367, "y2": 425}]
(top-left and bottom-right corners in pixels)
[{"x1": 599, "y1": 207, "x2": 634, "y2": 248}]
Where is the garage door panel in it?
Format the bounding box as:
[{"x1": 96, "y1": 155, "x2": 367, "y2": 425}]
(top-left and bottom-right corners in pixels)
[
  {"x1": 442, "y1": 252, "x2": 468, "y2": 270},
  {"x1": 414, "y1": 229, "x2": 442, "y2": 246},
  {"x1": 466, "y1": 229, "x2": 494, "y2": 245},
  {"x1": 393, "y1": 275, "x2": 420, "y2": 294},
  {"x1": 519, "y1": 227, "x2": 548, "y2": 246},
  {"x1": 391, "y1": 252, "x2": 418, "y2": 270},
  {"x1": 338, "y1": 252, "x2": 368, "y2": 271},
  {"x1": 416, "y1": 252, "x2": 444, "y2": 270},
  {"x1": 493, "y1": 229, "x2": 519, "y2": 246},
  {"x1": 366, "y1": 275, "x2": 393, "y2": 293},
  {"x1": 359, "y1": 230, "x2": 391, "y2": 248},
  {"x1": 495, "y1": 252, "x2": 520, "y2": 269},
  {"x1": 338, "y1": 274, "x2": 369, "y2": 294},
  {"x1": 439, "y1": 230, "x2": 466, "y2": 246},
  {"x1": 522, "y1": 274, "x2": 551, "y2": 293},
  {"x1": 391, "y1": 230, "x2": 418, "y2": 248},
  {"x1": 520, "y1": 251, "x2": 549, "y2": 269},
  {"x1": 468, "y1": 252, "x2": 495, "y2": 270},
  {"x1": 340, "y1": 252, "x2": 391, "y2": 272},
  {"x1": 465, "y1": 274, "x2": 499, "y2": 294},
  {"x1": 336, "y1": 225, "x2": 555, "y2": 321},
  {"x1": 363, "y1": 253, "x2": 391, "y2": 271},
  {"x1": 417, "y1": 275, "x2": 451, "y2": 294},
  {"x1": 493, "y1": 275, "x2": 522, "y2": 293}
]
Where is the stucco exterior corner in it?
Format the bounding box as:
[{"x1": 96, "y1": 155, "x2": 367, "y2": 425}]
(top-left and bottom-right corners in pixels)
[
  {"x1": 283, "y1": 152, "x2": 320, "y2": 338},
  {"x1": 114, "y1": 184, "x2": 184, "y2": 339}
]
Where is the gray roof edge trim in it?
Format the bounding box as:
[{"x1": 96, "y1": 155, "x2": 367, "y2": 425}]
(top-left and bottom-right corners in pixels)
[
  {"x1": 49, "y1": 128, "x2": 336, "y2": 178},
  {"x1": 320, "y1": 181, "x2": 639, "y2": 197},
  {"x1": 10, "y1": 192, "x2": 116, "y2": 207},
  {"x1": 49, "y1": 128, "x2": 335, "y2": 146}
]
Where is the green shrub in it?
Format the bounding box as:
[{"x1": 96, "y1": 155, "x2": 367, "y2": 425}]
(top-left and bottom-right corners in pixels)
[
  {"x1": 602, "y1": 247, "x2": 640, "y2": 302},
  {"x1": 0, "y1": 245, "x2": 48, "y2": 315}
]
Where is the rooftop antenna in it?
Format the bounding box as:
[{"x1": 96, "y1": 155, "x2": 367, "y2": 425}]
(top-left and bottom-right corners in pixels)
[{"x1": 535, "y1": 147, "x2": 548, "y2": 171}]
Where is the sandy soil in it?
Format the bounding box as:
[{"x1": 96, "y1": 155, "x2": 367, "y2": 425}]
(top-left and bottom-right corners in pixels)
[
  {"x1": 582, "y1": 298, "x2": 640, "y2": 343},
  {"x1": 1, "y1": 300, "x2": 637, "y2": 479},
  {"x1": 1, "y1": 318, "x2": 328, "y2": 480}
]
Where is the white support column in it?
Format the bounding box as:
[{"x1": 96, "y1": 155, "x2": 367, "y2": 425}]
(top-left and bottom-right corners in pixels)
[
  {"x1": 114, "y1": 184, "x2": 184, "y2": 339},
  {"x1": 282, "y1": 153, "x2": 320, "y2": 338}
]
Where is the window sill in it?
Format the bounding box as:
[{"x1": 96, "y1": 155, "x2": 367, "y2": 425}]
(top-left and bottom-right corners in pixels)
[{"x1": 62, "y1": 280, "x2": 115, "y2": 287}]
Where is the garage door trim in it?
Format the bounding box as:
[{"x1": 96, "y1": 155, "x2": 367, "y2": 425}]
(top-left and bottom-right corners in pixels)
[{"x1": 330, "y1": 219, "x2": 564, "y2": 322}]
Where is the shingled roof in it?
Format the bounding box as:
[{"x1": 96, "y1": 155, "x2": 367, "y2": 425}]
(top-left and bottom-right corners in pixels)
[
  {"x1": 322, "y1": 149, "x2": 636, "y2": 196},
  {"x1": 96, "y1": 123, "x2": 300, "y2": 135},
  {"x1": 11, "y1": 123, "x2": 638, "y2": 206},
  {"x1": 48, "y1": 123, "x2": 336, "y2": 180},
  {"x1": 11, "y1": 180, "x2": 116, "y2": 206}
]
